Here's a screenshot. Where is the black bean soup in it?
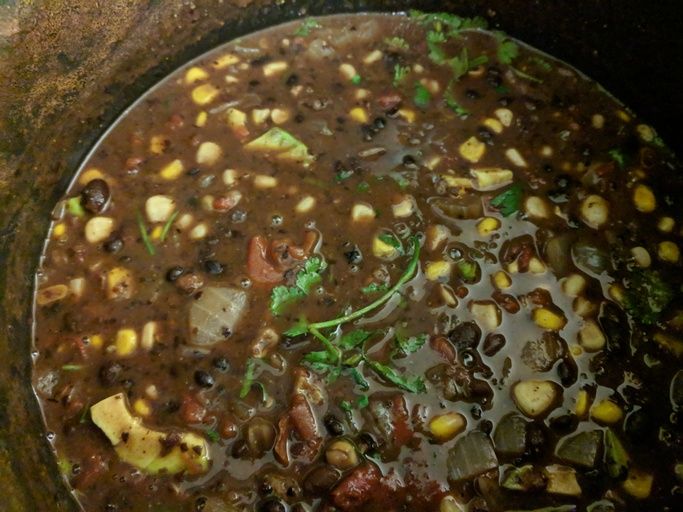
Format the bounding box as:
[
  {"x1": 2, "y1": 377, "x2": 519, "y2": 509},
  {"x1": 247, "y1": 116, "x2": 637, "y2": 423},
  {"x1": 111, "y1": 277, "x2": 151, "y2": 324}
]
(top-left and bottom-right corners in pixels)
[{"x1": 32, "y1": 12, "x2": 683, "y2": 512}]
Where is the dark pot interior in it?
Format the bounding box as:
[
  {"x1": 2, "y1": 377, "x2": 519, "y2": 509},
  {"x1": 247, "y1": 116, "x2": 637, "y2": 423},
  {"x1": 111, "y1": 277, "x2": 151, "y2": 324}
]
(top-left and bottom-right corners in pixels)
[{"x1": 0, "y1": 1, "x2": 681, "y2": 510}]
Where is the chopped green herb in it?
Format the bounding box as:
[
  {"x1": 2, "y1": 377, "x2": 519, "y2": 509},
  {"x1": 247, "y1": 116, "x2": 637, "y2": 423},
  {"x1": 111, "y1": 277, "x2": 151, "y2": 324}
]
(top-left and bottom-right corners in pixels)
[
  {"x1": 357, "y1": 395, "x2": 370, "y2": 408},
  {"x1": 366, "y1": 359, "x2": 426, "y2": 393},
  {"x1": 393, "y1": 64, "x2": 410, "y2": 87},
  {"x1": 270, "y1": 256, "x2": 327, "y2": 315},
  {"x1": 303, "y1": 350, "x2": 337, "y2": 365},
  {"x1": 608, "y1": 148, "x2": 627, "y2": 168},
  {"x1": 497, "y1": 39, "x2": 519, "y2": 64},
  {"x1": 159, "y1": 210, "x2": 179, "y2": 242},
  {"x1": 624, "y1": 268, "x2": 673, "y2": 324},
  {"x1": 136, "y1": 212, "x2": 156, "y2": 256},
  {"x1": 206, "y1": 429, "x2": 220, "y2": 443},
  {"x1": 350, "y1": 369, "x2": 370, "y2": 391},
  {"x1": 66, "y1": 197, "x2": 85, "y2": 218},
  {"x1": 335, "y1": 168, "x2": 354, "y2": 183},
  {"x1": 512, "y1": 67, "x2": 543, "y2": 83},
  {"x1": 339, "y1": 329, "x2": 374, "y2": 350},
  {"x1": 392, "y1": 332, "x2": 427, "y2": 357},
  {"x1": 340, "y1": 400, "x2": 353, "y2": 413},
  {"x1": 356, "y1": 181, "x2": 370, "y2": 193},
  {"x1": 293, "y1": 18, "x2": 321, "y2": 37},
  {"x1": 409, "y1": 10, "x2": 488, "y2": 36},
  {"x1": 351, "y1": 74, "x2": 362, "y2": 85},
  {"x1": 495, "y1": 85, "x2": 511, "y2": 95},
  {"x1": 384, "y1": 36, "x2": 409, "y2": 50},
  {"x1": 378, "y1": 232, "x2": 403, "y2": 253},
  {"x1": 414, "y1": 83, "x2": 431, "y2": 108},
  {"x1": 450, "y1": 48, "x2": 488, "y2": 80},
  {"x1": 531, "y1": 56, "x2": 553, "y2": 71},
  {"x1": 239, "y1": 358, "x2": 257, "y2": 398},
  {"x1": 361, "y1": 282, "x2": 389, "y2": 295},
  {"x1": 245, "y1": 127, "x2": 315, "y2": 167},
  {"x1": 61, "y1": 364, "x2": 83, "y2": 371},
  {"x1": 490, "y1": 183, "x2": 523, "y2": 217},
  {"x1": 456, "y1": 260, "x2": 478, "y2": 282},
  {"x1": 426, "y1": 30, "x2": 448, "y2": 64},
  {"x1": 604, "y1": 428, "x2": 629, "y2": 479},
  {"x1": 444, "y1": 80, "x2": 469, "y2": 118}
]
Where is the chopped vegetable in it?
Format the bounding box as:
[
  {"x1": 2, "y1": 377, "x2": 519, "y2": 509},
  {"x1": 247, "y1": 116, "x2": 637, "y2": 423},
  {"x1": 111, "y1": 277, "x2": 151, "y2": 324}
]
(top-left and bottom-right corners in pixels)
[
  {"x1": 294, "y1": 18, "x2": 321, "y2": 37},
  {"x1": 413, "y1": 83, "x2": 431, "y2": 108},
  {"x1": 190, "y1": 287, "x2": 248, "y2": 345},
  {"x1": 66, "y1": 196, "x2": 85, "y2": 217},
  {"x1": 490, "y1": 183, "x2": 523, "y2": 216},
  {"x1": 136, "y1": 212, "x2": 155, "y2": 255},
  {"x1": 604, "y1": 428, "x2": 629, "y2": 479},
  {"x1": 392, "y1": 332, "x2": 427, "y2": 357},
  {"x1": 239, "y1": 358, "x2": 257, "y2": 398},
  {"x1": 366, "y1": 360, "x2": 426, "y2": 393},
  {"x1": 623, "y1": 269, "x2": 673, "y2": 324},
  {"x1": 447, "y1": 431, "x2": 498, "y2": 481},
  {"x1": 393, "y1": 64, "x2": 410, "y2": 87},
  {"x1": 270, "y1": 257, "x2": 327, "y2": 315},
  {"x1": 245, "y1": 127, "x2": 315, "y2": 167},
  {"x1": 384, "y1": 36, "x2": 409, "y2": 50}
]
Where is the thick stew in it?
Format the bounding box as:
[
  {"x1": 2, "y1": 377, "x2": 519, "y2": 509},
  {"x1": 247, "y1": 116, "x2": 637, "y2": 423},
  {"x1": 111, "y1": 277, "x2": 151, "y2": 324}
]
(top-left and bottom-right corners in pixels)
[{"x1": 32, "y1": 12, "x2": 683, "y2": 512}]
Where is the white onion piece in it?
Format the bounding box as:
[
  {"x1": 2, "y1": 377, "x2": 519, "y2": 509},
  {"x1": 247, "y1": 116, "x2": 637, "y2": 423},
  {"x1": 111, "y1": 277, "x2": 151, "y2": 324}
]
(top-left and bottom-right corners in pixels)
[{"x1": 190, "y1": 287, "x2": 247, "y2": 346}]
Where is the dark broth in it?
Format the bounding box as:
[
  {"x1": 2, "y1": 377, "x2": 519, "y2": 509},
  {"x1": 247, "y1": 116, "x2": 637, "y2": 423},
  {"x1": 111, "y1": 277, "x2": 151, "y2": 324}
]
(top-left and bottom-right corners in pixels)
[{"x1": 32, "y1": 12, "x2": 683, "y2": 512}]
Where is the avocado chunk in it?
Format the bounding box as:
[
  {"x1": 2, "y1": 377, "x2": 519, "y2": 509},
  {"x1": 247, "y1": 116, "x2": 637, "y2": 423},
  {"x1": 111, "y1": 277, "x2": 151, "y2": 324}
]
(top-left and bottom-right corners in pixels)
[
  {"x1": 90, "y1": 393, "x2": 210, "y2": 475},
  {"x1": 244, "y1": 127, "x2": 315, "y2": 167}
]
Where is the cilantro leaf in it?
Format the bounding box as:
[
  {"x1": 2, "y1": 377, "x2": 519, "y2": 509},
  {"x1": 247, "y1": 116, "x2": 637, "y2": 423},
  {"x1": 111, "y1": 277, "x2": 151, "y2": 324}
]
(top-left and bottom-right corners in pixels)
[
  {"x1": 450, "y1": 48, "x2": 488, "y2": 81},
  {"x1": 356, "y1": 181, "x2": 370, "y2": 193},
  {"x1": 384, "y1": 36, "x2": 409, "y2": 50},
  {"x1": 444, "y1": 82, "x2": 469, "y2": 118},
  {"x1": 340, "y1": 400, "x2": 353, "y2": 413},
  {"x1": 409, "y1": 10, "x2": 488, "y2": 35},
  {"x1": 296, "y1": 257, "x2": 326, "y2": 294},
  {"x1": 414, "y1": 83, "x2": 431, "y2": 108},
  {"x1": 270, "y1": 257, "x2": 326, "y2": 315},
  {"x1": 335, "y1": 168, "x2": 354, "y2": 183},
  {"x1": 239, "y1": 358, "x2": 257, "y2": 398},
  {"x1": 426, "y1": 30, "x2": 448, "y2": 64},
  {"x1": 393, "y1": 332, "x2": 427, "y2": 357},
  {"x1": 351, "y1": 74, "x2": 362, "y2": 85},
  {"x1": 361, "y1": 282, "x2": 389, "y2": 295},
  {"x1": 491, "y1": 183, "x2": 523, "y2": 217},
  {"x1": 270, "y1": 285, "x2": 305, "y2": 316},
  {"x1": 339, "y1": 329, "x2": 373, "y2": 350},
  {"x1": 608, "y1": 148, "x2": 627, "y2": 168},
  {"x1": 303, "y1": 350, "x2": 336, "y2": 365},
  {"x1": 284, "y1": 320, "x2": 308, "y2": 337},
  {"x1": 206, "y1": 429, "x2": 220, "y2": 443},
  {"x1": 350, "y1": 368, "x2": 370, "y2": 390},
  {"x1": 393, "y1": 64, "x2": 410, "y2": 87},
  {"x1": 366, "y1": 359, "x2": 426, "y2": 393},
  {"x1": 66, "y1": 197, "x2": 85, "y2": 218},
  {"x1": 378, "y1": 232, "x2": 403, "y2": 253},
  {"x1": 357, "y1": 395, "x2": 370, "y2": 408},
  {"x1": 294, "y1": 18, "x2": 321, "y2": 37},
  {"x1": 624, "y1": 269, "x2": 673, "y2": 324},
  {"x1": 497, "y1": 39, "x2": 519, "y2": 64}
]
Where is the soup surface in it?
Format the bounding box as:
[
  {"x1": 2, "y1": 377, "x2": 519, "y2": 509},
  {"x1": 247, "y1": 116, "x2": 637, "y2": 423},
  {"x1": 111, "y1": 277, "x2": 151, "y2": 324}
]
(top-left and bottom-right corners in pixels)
[{"x1": 32, "y1": 12, "x2": 683, "y2": 512}]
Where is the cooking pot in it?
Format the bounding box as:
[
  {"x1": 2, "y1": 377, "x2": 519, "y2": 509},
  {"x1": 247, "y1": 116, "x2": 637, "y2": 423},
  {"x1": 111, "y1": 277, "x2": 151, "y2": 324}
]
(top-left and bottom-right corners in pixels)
[{"x1": 1, "y1": 1, "x2": 681, "y2": 510}]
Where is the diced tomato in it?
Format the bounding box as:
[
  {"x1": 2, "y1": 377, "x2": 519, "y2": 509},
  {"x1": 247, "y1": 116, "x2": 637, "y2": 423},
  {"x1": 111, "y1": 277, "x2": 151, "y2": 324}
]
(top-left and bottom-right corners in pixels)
[{"x1": 331, "y1": 463, "x2": 382, "y2": 510}]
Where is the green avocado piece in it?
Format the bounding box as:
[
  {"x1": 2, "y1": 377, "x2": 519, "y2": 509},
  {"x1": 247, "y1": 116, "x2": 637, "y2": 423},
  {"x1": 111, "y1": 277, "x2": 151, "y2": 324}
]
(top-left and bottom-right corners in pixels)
[
  {"x1": 244, "y1": 127, "x2": 314, "y2": 167},
  {"x1": 90, "y1": 393, "x2": 210, "y2": 475}
]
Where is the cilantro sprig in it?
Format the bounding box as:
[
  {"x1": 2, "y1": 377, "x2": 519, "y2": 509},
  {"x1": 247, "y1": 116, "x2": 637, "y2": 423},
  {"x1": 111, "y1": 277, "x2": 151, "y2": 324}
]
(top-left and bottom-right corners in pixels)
[
  {"x1": 491, "y1": 183, "x2": 523, "y2": 217},
  {"x1": 294, "y1": 18, "x2": 321, "y2": 37},
  {"x1": 270, "y1": 257, "x2": 327, "y2": 315}
]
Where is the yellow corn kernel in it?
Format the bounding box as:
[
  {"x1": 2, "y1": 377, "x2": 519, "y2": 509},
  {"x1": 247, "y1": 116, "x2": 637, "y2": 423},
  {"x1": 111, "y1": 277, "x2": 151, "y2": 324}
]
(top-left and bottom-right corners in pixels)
[
  {"x1": 429, "y1": 412, "x2": 466, "y2": 442},
  {"x1": 505, "y1": 148, "x2": 528, "y2": 168},
  {"x1": 36, "y1": 284, "x2": 69, "y2": 306},
  {"x1": 578, "y1": 321, "x2": 606, "y2": 351},
  {"x1": 349, "y1": 107, "x2": 368, "y2": 123},
  {"x1": 632, "y1": 183, "x2": 656, "y2": 212},
  {"x1": 295, "y1": 195, "x2": 316, "y2": 214},
  {"x1": 658, "y1": 241, "x2": 680, "y2": 262},
  {"x1": 391, "y1": 195, "x2": 416, "y2": 218},
  {"x1": 226, "y1": 108, "x2": 247, "y2": 129},
  {"x1": 252, "y1": 108, "x2": 271, "y2": 125},
  {"x1": 351, "y1": 203, "x2": 376, "y2": 222},
  {"x1": 372, "y1": 236, "x2": 401, "y2": 261},
  {"x1": 425, "y1": 261, "x2": 453, "y2": 282},
  {"x1": 483, "y1": 118, "x2": 503, "y2": 134},
  {"x1": 492, "y1": 271, "x2": 511, "y2": 289},
  {"x1": 580, "y1": 194, "x2": 609, "y2": 229},
  {"x1": 107, "y1": 267, "x2": 134, "y2": 300},
  {"x1": 90, "y1": 334, "x2": 104, "y2": 349},
  {"x1": 115, "y1": 329, "x2": 138, "y2": 357},
  {"x1": 159, "y1": 159, "x2": 184, "y2": 180},
  {"x1": 575, "y1": 390, "x2": 590, "y2": 417},
  {"x1": 657, "y1": 216, "x2": 675, "y2": 233},
  {"x1": 591, "y1": 114, "x2": 605, "y2": 129},
  {"x1": 133, "y1": 398, "x2": 151, "y2": 417},
  {"x1": 263, "y1": 60, "x2": 288, "y2": 77},
  {"x1": 532, "y1": 308, "x2": 567, "y2": 331},
  {"x1": 141, "y1": 321, "x2": 158, "y2": 350},
  {"x1": 149, "y1": 135, "x2": 167, "y2": 155},
  {"x1": 195, "y1": 111, "x2": 208, "y2": 127},
  {"x1": 398, "y1": 108, "x2": 416, "y2": 123},
  {"x1": 622, "y1": 468, "x2": 653, "y2": 499},
  {"x1": 150, "y1": 225, "x2": 163, "y2": 240},
  {"x1": 52, "y1": 223, "x2": 67, "y2": 239},
  {"x1": 439, "y1": 284, "x2": 458, "y2": 307},
  {"x1": 561, "y1": 274, "x2": 586, "y2": 297},
  {"x1": 616, "y1": 109, "x2": 631, "y2": 122},
  {"x1": 653, "y1": 331, "x2": 683, "y2": 357},
  {"x1": 339, "y1": 63, "x2": 357, "y2": 81},
  {"x1": 212, "y1": 53, "x2": 240, "y2": 69},
  {"x1": 636, "y1": 124, "x2": 655, "y2": 142},
  {"x1": 185, "y1": 66, "x2": 209, "y2": 84},
  {"x1": 253, "y1": 174, "x2": 278, "y2": 189},
  {"x1": 270, "y1": 108, "x2": 290, "y2": 124},
  {"x1": 476, "y1": 217, "x2": 501, "y2": 236},
  {"x1": 528, "y1": 257, "x2": 546, "y2": 274},
  {"x1": 363, "y1": 49, "x2": 383, "y2": 64},
  {"x1": 470, "y1": 167, "x2": 513, "y2": 190},
  {"x1": 570, "y1": 344, "x2": 583, "y2": 357},
  {"x1": 426, "y1": 224, "x2": 451, "y2": 252},
  {"x1": 608, "y1": 284, "x2": 625, "y2": 304},
  {"x1": 441, "y1": 174, "x2": 474, "y2": 190},
  {"x1": 191, "y1": 83, "x2": 219, "y2": 105},
  {"x1": 78, "y1": 168, "x2": 106, "y2": 185},
  {"x1": 591, "y1": 399, "x2": 623, "y2": 424},
  {"x1": 630, "y1": 246, "x2": 651, "y2": 268},
  {"x1": 459, "y1": 136, "x2": 486, "y2": 163}
]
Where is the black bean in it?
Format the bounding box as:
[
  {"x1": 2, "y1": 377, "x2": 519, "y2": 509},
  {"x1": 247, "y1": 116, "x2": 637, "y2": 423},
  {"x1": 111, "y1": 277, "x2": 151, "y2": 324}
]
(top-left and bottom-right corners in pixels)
[
  {"x1": 166, "y1": 266, "x2": 185, "y2": 282},
  {"x1": 477, "y1": 127, "x2": 494, "y2": 144},
  {"x1": 80, "y1": 179, "x2": 110, "y2": 213},
  {"x1": 212, "y1": 357, "x2": 230, "y2": 372},
  {"x1": 323, "y1": 414, "x2": 345, "y2": 436},
  {"x1": 99, "y1": 362, "x2": 123, "y2": 387},
  {"x1": 465, "y1": 89, "x2": 481, "y2": 100},
  {"x1": 258, "y1": 499, "x2": 285, "y2": 512},
  {"x1": 343, "y1": 247, "x2": 362, "y2": 264},
  {"x1": 303, "y1": 465, "x2": 341, "y2": 495},
  {"x1": 103, "y1": 237, "x2": 124, "y2": 253},
  {"x1": 194, "y1": 370, "x2": 214, "y2": 388},
  {"x1": 373, "y1": 117, "x2": 386, "y2": 130},
  {"x1": 449, "y1": 321, "x2": 482, "y2": 351},
  {"x1": 478, "y1": 419, "x2": 493, "y2": 434},
  {"x1": 549, "y1": 414, "x2": 578, "y2": 433},
  {"x1": 285, "y1": 73, "x2": 299, "y2": 86},
  {"x1": 194, "y1": 497, "x2": 207, "y2": 511},
  {"x1": 402, "y1": 154, "x2": 418, "y2": 167},
  {"x1": 357, "y1": 431, "x2": 378, "y2": 453},
  {"x1": 556, "y1": 359, "x2": 576, "y2": 387},
  {"x1": 187, "y1": 167, "x2": 201, "y2": 177},
  {"x1": 204, "y1": 260, "x2": 224, "y2": 275},
  {"x1": 483, "y1": 333, "x2": 505, "y2": 356},
  {"x1": 524, "y1": 423, "x2": 546, "y2": 459}
]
